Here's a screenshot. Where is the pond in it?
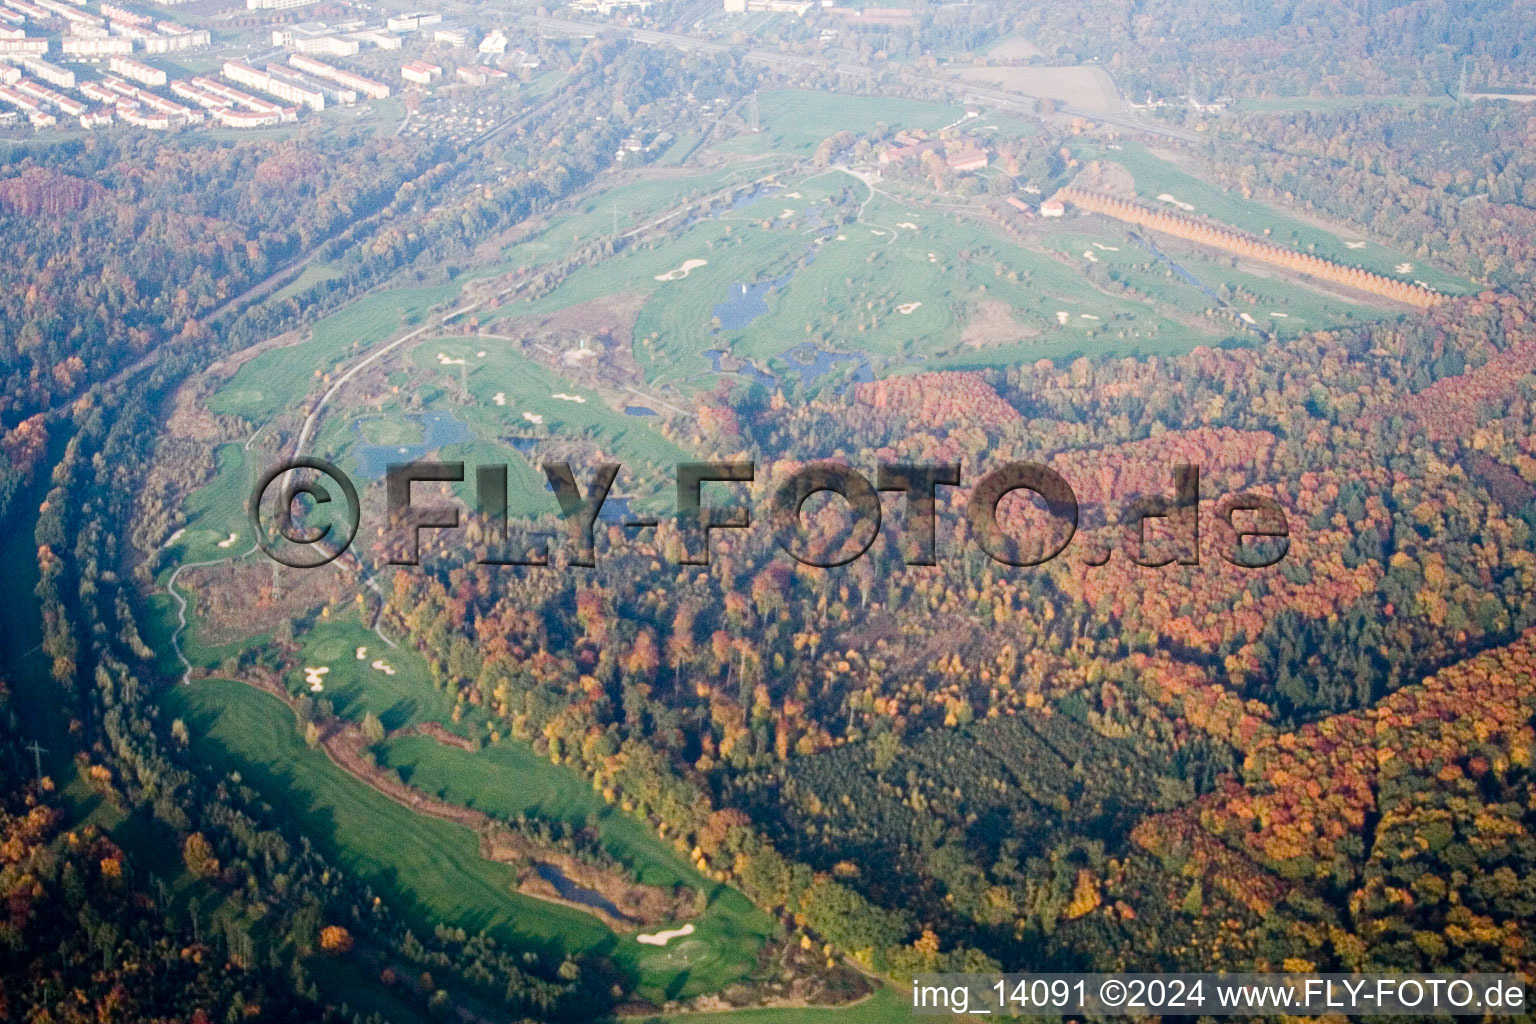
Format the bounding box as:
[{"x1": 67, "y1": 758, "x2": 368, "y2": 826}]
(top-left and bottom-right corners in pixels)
[
  {"x1": 352, "y1": 410, "x2": 475, "y2": 480},
  {"x1": 703, "y1": 348, "x2": 777, "y2": 389},
  {"x1": 532, "y1": 863, "x2": 625, "y2": 919},
  {"x1": 713, "y1": 273, "x2": 791, "y2": 331},
  {"x1": 540, "y1": 480, "x2": 639, "y2": 524},
  {"x1": 781, "y1": 345, "x2": 874, "y2": 390}
]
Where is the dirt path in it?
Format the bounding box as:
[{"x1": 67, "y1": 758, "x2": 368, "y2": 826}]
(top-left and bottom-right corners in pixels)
[{"x1": 165, "y1": 543, "x2": 257, "y2": 685}]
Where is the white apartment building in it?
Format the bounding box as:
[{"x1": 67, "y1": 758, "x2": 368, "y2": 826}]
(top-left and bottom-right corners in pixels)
[{"x1": 108, "y1": 54, "x2": 165, "y2": 86}]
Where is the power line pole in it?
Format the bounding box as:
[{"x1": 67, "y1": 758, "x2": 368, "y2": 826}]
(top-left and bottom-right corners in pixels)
[{"x1": 25, "y1": 740, "x2": 46, "y2": 781}]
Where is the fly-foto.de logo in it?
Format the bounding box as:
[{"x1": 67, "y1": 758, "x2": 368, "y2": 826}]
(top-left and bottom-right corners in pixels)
[{"x1": 249, "y1": 458, "x2": 1290, "y2": 571}]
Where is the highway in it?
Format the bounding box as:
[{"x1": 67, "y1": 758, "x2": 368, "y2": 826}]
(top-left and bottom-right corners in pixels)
[{"x1": 525, "y1": 15, "x2": 1196, "y2": 143}]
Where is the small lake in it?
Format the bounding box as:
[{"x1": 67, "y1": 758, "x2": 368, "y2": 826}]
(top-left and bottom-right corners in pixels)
[
  {"x1": 533, "y1": 863, "x2": 625, "y2": 918},
  {"x1": 704, "y1": 348, "x2": 777, "y2": 389},
  {"x1": 781, "y1": 345, "x2": 874, "y2": 390},
  {"x1": 624, "y1": 406, "x2": 657, "y2": 417},
  {"x1": 713, "y1": 273, "x2": 791, "y2": 331},
  {"x1": 352, "y1": 410, "x2": 474, "y2": 480},
  {"x1": 725, "y1": 185, "x2": 776, "y2": 212},
  {"x1": 541, "y1": 480, "x2": 639, "y2": 524}
]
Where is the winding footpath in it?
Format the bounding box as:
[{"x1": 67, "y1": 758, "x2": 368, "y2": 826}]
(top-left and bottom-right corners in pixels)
[
  {"x1": 165, "y1": 543, "x2": 258, "y2": 685},
  {"x1": 164, "y1": 300, "x2": 483, "y2": 682}
]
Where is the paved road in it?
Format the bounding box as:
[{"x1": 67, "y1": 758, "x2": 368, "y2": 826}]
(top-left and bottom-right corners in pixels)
[{"x1": 526, "y1": 15, "x2": 1197, "y2": 142}]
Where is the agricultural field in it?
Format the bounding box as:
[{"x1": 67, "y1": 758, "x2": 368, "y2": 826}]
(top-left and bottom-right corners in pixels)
[
  {"x1": 270, "y1": 262, "x2": 347, "y2": 305},
  {"x1": 712, "y1": 90, "x2": 964, "y2": 156},
  {"x1": 954, "y1": 64, "x2": 1125, "y2": 114}
]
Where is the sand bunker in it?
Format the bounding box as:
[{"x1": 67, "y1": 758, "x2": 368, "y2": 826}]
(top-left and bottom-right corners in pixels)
[
  {"x1": 637, "y1": 924, "x2": 695, "y2": 947},
  {"x1": 1345, "y1": 241, "x2": 1367, "y2": 249},
  {"x1": 304, "y1": 666, "x2": 330, "y2": 693},
  {"x1": 1083, "y1": 250, "x2": 1099, "y2": 262},
  {"x1": 870, "y1": 229, "x2": 887, "y2": 236},
  {"x1": 655, "y1": 259, "x2": 708, "y2": 282},
  {"x1": 1271, "y1": 311, "x2": 1289, "y2": 317},
  {"x1": 476, "y1": 351, "x2": 487, "y2": 358},
  {"x1": 523, "y1": 412, "x2": 544, "y2": 425},
  {"x1": 1395, "y1": 262, "x2": 1414, "y2": 274},
  {"x1": 1156, "y1": 193, "x2": 1195, "y2": 211},
  {"x1": 371, "y1": 659, "x2": 396, "y2": 676},
  {"x1": 896, "y1": 221, "x2": 919, "y2": 230},
  {"x1": 1092, "y1": 242, "x2": 1119, "y2": 251},
  {"x1": 779, "y1": 208, "x2": 796, "y2": 219},
  {"x1": 896, "y1": 302, "x2": 923, "y2": 315},
  {"x1": 356, "y1": 647, "x2": 367, "y2": 660},
  {"x1": 217, "y1": 533, "x2": 238, "y2": 548},
  {"x1": 1079, "y1": 313, "x2": 1101, "y2": 321},
  {"x1": 167, "y1": 528, "x2": 185, "y2": 544},
  {"x1": 1056, "y1": 311, "x2": 1071, "y2": 325},
  {"x1": 785, "y1": 191, "x2": 802, "y2": 198},
  {"x1": 436, "y1": 353, "x2": 466, "y2": 365},
  {"x1": 551, "y1": 393, "x2": 586, "y2": 403},
  {"x1": 493, "y1": 392, "x2": 507, "y2": 406}
]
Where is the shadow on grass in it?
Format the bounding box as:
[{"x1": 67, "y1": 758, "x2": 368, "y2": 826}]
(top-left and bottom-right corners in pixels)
[{"x1": 173, "y1": 693, "x2": 617, "y2": 969}]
